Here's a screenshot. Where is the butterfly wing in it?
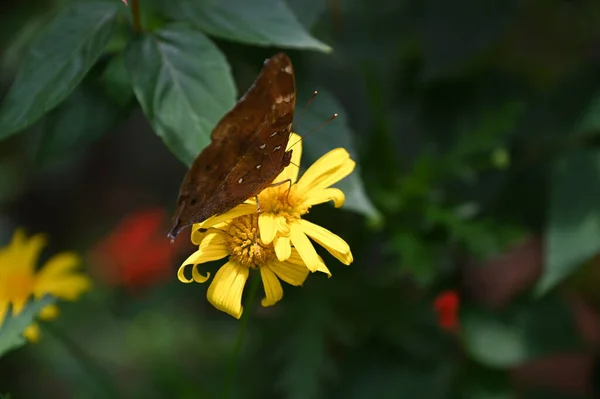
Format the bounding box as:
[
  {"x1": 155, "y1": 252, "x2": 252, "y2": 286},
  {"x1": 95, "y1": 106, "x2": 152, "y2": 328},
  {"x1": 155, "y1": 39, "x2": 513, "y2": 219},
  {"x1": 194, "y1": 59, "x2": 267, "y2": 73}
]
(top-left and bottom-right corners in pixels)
[{"x1": 169, "y1": 53, "x2": 296, "y2": 238}]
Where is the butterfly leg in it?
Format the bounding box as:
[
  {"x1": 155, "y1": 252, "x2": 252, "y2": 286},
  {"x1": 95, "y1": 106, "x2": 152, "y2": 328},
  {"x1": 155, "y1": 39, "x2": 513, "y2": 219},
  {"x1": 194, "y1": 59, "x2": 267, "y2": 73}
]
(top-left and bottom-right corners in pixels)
[
  {"x1": 255, "y1": 196, "x2": 262, "y2": 214},
  {"x1": 268, "y1": 179, "x2": 293, "y2": 202}
]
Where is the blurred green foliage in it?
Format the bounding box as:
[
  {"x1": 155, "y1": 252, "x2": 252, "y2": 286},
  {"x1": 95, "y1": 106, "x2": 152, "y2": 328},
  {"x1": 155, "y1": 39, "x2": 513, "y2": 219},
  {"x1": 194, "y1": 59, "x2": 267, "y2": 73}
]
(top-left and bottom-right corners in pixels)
[{"x1": 1, "y1": 0, "x2": 600, "y2": 398}]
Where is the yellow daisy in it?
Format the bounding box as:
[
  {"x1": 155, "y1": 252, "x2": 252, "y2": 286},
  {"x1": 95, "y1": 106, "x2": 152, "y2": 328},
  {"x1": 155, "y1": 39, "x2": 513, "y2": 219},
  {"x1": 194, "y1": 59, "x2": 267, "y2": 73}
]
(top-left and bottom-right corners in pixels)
[
  {"x1": 177, "y1": 133, "x2": 355, "y2": 319},
  {"x1": 0, "y1": 229, "x2": 92, "y2": 342}
]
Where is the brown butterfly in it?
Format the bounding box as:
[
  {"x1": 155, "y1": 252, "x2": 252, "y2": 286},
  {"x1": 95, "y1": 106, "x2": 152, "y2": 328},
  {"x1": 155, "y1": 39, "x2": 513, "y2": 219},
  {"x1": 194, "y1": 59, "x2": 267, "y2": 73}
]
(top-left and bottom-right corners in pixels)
[{"x1": 168, "y1": 53, "x2": 296, "y2": 240}]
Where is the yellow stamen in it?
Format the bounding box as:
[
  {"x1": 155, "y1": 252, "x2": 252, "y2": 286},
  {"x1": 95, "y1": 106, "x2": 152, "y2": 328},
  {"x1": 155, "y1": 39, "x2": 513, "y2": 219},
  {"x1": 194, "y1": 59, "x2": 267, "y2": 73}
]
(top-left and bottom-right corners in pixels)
[{"x1": 226, "y1": 215, "x2": 275, "y2": 268}]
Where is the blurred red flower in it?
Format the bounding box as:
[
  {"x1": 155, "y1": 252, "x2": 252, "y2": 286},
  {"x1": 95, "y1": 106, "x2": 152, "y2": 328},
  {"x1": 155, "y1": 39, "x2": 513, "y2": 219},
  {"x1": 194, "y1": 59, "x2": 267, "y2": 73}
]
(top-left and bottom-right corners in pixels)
[
  {"x1": 434, "y1": 290, "x2": 460, "y2": 331},
  {"x1": 90, "y1": 208, "x2": 187, "y2": 292}
]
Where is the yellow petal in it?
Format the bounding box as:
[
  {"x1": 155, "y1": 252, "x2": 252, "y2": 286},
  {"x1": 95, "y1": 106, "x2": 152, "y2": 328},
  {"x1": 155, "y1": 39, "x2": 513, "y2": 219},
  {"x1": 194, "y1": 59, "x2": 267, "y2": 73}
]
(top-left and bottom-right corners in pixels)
[
  {"x1": 177, "y1": 263, "x2": 210, "y2": 283},
  {"x1": 301, "y1": 188, "x2": 345, "y2": 208},
  {"x1": 296, "y1": 219, "x2": 353, "y2": 265},
  {"x1": 275, "y1": 215, "x2": 291, "y2": 235},
  {"x1": 34, "y1": 275, "x2": 91, "y2": 300},
  {"x1": 23, "y1": 323, "x2": 41, "y2": 343},
  {"x1": 38, "y1": 304, "x2": 59, "y2": 321},
  {"x1": 259, "y1": 213, "x2": 277, "y2": 245},
  {"x1": 275, "y1": 132, "x2": 303, "y2": 183},
  {"x1": 267, "y1": 257, "x2": 309, "y2": 286},
  {"x1": 207, "y1": 260, "x2": 249, "y2": 319},
  {"x1": 296, "y1": 149, "x2": 355, "y2": 193},
  {"x1": 12, "y1": 297, "x2": 29, "y2": 316},
  {"x1": 260, "y1": 266, "x2": 283, "y2": 307},
  {"x1": 14, "y1": 231, "x2": 47, "y2": 274},
  {"x1": 290, "y1": 224, "x2": 327, "y2": 273},
  {"x1": 37, "y1": 252, "x2": 80, "y2": 280},
  {"x1": 34, "y1": 252, "x2": 90, "y2": 300},
  {"x1": 288, "y1": 249, "x2": 331, "y2": 277},
  {"x1": 199, "y1": 203, "x2": 257, "y2": 229},
  {"x1": 274, "y1": 236, "x2": 291, "y2": 261},
  {"x1": 183, "y1": 232, "x2": 229, "y2": 265}
]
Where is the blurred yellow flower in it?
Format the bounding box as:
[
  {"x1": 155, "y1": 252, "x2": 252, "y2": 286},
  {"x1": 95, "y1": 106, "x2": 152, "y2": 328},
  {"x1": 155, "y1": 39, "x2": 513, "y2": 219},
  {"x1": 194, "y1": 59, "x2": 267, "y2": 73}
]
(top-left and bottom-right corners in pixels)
[
  {"x1": 177, "y1": 134, "x2": 354, "y2": 319},
  {"x1": 0, "y1": 229, "x2": 92, "y2": 342}
]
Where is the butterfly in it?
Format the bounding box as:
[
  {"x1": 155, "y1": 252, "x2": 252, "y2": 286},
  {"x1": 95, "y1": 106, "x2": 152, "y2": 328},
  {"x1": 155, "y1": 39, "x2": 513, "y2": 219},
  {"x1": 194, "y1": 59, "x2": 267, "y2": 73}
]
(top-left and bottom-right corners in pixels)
[{"x1": 168, "y1": 53, "x2": 296, "y2": 240}]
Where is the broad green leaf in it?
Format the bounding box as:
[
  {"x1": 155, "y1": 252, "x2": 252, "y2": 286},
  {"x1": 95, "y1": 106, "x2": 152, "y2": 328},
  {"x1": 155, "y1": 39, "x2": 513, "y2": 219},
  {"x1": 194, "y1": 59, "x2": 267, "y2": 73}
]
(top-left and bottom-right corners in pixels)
[
  {"x1": 174, "y1": 0, "x2": 331, "y2": 52},
  {"x1": 285, "y1": 0, "x2": 328, "y2": 29},
  {"x1": 38, "y1": 80, "x2": 124, "y2": 160},
  {"x1": 538, "y1": 149, "x2": 600, "y2": 294},
  {"x1": 0, "y1": 296, "x2": 55, "y2": 358},
  {"x1": 461, "y1": 296, "x2": 580, "y2": 368},
  {"x1": 125, "y1": 24, "x2": 236, "y2": 165},
  {"x1": 298, "y1": 88, "x2": 381, "y2": 221},
  {"x1": 0, "y1": 1, "x2": 120, "y2": 140},
  {"x1": 102, "y1": 54, "x2": 134, "y2": 108}
]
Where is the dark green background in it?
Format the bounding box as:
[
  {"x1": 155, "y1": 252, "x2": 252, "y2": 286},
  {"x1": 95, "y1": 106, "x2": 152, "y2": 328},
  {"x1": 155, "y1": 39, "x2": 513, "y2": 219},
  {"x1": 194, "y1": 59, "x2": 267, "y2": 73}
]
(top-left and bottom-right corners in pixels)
[{"x1": 1, "y1": 0, "x2": 600, "y2": 397}]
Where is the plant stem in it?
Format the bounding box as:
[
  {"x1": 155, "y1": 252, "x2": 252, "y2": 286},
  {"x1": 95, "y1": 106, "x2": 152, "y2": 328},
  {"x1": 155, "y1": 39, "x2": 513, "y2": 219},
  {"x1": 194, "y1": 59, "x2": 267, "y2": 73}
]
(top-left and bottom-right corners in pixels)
[
  {"x1": 222, "y1": 274, "x2": 261, "y2": 399},
  {"x1": 43, "y1": 323, "x2": 120, "y2": 398},
  {"x1": 130, "y1": 0, "x2": 142, "y2": 32}
]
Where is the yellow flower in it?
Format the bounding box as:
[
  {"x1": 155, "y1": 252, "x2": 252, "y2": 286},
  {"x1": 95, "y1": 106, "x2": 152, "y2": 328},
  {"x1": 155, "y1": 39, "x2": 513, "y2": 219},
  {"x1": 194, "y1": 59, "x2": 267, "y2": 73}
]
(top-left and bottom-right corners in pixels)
[
  {"x1": 0, "y1": 229, "x2": 92, "y2": 342},
  {"x1": 177, "y1": 133, "x2": 355, "y2": 319}
]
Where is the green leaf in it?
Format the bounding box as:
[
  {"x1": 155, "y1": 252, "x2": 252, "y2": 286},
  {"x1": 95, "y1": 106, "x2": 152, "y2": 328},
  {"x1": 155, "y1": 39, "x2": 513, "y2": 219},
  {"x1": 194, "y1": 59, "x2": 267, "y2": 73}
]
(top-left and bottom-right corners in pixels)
[
  {"x1": 37, "y1": 80, "x2": 124, "y2": 161},
  {"x1": 461, "y1": 296, "x2": 581, "y2": 368},
  {"x1": 285, "y1": 0, "x2": 328, "y2": 29},
  {"x1": 102, "y1": 54, "x2": 134, "y2": 108},
  {"x1": 0, "y1": 1, "x2": 120, "y2": 140},
  {"x1": 174, "y1": 0, "x2": 331, "y2": 52},
  {"x1": 0, "y1": 296, "x2": 55, "y2": 358},
  {"x1": 298, "y1": 88, "x2": 381, "y2": 221},
  {"x1": 125, "y1": 24, "x2": 236, "y2": 165},
  {"x1": 538, "y1": 149, "x2": 600, "y2": 294}
]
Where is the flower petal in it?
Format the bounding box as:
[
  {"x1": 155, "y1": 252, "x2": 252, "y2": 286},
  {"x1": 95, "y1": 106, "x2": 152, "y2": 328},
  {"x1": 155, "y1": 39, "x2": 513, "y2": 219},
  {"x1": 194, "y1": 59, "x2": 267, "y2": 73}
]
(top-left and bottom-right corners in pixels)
[
  {"x1": 275, "y1": 132, "x2": 303, "y2": 183},
  {"x1": 260, "y1": 266, "x2": 283, "y2": 307},
  {"x1": 259, "y1": 213, "x2": 277, "y2": 245},
  {"x1": 13, "y1": 230, "x2": 46, "y2": 274},
  {"x1": 177, "y1": 263, "x2": 210, "y2": 283},
  {"x1": 290, "y1": 223, "x2": 329, "y2": 274},
  {"x1": 296, "y1": 148, "x2": 355, "y2": 193},
  {"x1": 198, "y1": 203, "x2": 257, "y2": 230},
  {"x1": 185, "y1": 232, "x2": 229, "y2": 265},
  {"x1": 296, "y1": 219, "x2": 353, "y2": 265},
  {"x1": 207, "y1": 260, "x2": 249, "y2": 319},
  {"x1": 34, "y1": 276, "x2": 92, "y2": 301},
  {"x1": 267, "y1": 257, "x2": 309, "y2": 286},
  {"x1": 288, "y1": 249, "x2": 331, "y2": 277},
  {"x1": 301, "y1": 188, "x2": 345, "y2": 209},
  {"x1": 33, "y1": 252, "x2": 91, "y2": 300},
  {"x1": 37, "y1": 252, "x2": 80, "y2": 280},
  {"x1": 275, "y1": 215, "x2": 291, "y2": 235},
  {"x1": 274, "y1": 236, "x2": 291, "y2": 261}
]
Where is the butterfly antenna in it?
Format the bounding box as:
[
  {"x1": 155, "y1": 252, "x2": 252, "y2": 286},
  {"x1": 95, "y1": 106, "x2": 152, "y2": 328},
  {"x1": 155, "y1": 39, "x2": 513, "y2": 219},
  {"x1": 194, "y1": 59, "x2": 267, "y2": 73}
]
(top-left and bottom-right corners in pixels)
[
  {"x1": 289, "y1": 113, "x2": 338, "y2": 149},
  {"x1": 293, "y1": 90, "x2": 319, "y2": 132}
]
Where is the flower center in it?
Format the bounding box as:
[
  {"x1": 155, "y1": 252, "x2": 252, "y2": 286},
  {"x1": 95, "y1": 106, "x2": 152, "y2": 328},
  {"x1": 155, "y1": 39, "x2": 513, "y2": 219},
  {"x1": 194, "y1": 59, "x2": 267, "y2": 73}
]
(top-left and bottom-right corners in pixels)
[
  {"x1": 225, "y1": 215, "x2": 274, "y2": 268},
  {"x1": 258, "y1": 185, "x2": 308, "y2": 223}
]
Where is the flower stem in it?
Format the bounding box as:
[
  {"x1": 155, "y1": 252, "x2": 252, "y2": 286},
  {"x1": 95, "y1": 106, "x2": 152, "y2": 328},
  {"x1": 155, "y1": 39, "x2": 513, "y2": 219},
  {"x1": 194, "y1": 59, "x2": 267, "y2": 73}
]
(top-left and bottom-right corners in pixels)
[
  {"x1": 130, "y1": 0, "x2": 142, "y2": 32},
  {"x1": 222, "y1": 274, "x2": 261, "y2": 399},
  {"x1": 43, "y1": 323, "x2": 121, "y2": 398}
]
